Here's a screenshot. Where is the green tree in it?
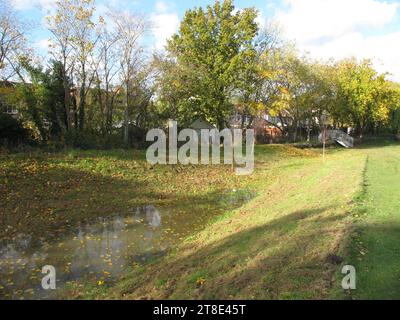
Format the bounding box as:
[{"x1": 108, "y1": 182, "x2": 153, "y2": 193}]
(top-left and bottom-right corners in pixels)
[
  {"x1": 386, "y1": 82, "x2": 400, "y2": 134},
  {"x1": 258, "y1": 47, "x2": 313, "y2": 141},
  {"x1": 160, "y1": 0, "x2": 259, "y2": 128},
  {"x1": 17, "y1": 60, "x2": 67, "y2": 142},
  {"x1": 230, "y1": 24, "x2": 285, "y2": 130},
  {"x1": 336, "y1": 59, "x2": 396, "y2": 137},
  {"x1": 47, "y1": 0, "x2": 100, "y2": 133},
  {"x1": 0, "y1": 112, "x2": 30, "y2": 146}
]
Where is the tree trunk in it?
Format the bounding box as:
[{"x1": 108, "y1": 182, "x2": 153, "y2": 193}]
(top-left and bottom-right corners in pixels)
[
  {"x1": 78, "y1": 63, "x2": 86, "y2": 132},
  {"x1": 123, "y1": 84, "x2": 130, "y2": 145},
  {"x1": 63, "y1": 66, "x2": 71, "y2": 131}
]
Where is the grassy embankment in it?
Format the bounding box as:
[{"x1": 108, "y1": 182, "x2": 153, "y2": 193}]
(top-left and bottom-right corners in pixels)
[
  {"x1": 107, "y1": 145, "x2": 367, "y2": 300},
  {"x1": 1, "y1": 141, "x2": 399, "y2": 299}
]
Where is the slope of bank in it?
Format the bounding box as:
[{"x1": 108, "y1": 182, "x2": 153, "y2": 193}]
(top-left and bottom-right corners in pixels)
[{"x1": 89, "y1": 147, "x2": 367, "y2": 299}]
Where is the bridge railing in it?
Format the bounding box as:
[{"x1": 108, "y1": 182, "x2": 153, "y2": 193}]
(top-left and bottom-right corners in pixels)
[{"x1": 318, "y1": 130, "x2": 354, "y2": 148}]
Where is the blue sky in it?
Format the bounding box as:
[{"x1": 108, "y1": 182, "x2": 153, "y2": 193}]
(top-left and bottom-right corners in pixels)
[{"x1": 10, "y1": 0, "x2": 400, "y2": 80}]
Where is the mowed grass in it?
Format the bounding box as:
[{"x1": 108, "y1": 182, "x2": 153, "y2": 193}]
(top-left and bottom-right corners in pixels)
[
  {"x1": 339, "y1": 141, "x2": 400, "y2": 299},
  {"x1": 1, "y1": 141, "x2": 399, "y2": 299},
  {"x1": 98, "y1": 147, "x2": 368, "y2": 299}
]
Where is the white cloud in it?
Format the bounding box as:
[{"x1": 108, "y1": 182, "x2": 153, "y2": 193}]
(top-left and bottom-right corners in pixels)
[
  {"x1": 12, "y1": 0, "x2": 132, "y2": 12},
  {"x1": 11, "y1": 0, "x2": 36, "y2": 10},
  {"x1": 277, "y1": 0, "x2": 398, "y2": 44},
  {"x1": 255, "y1": 11, "x2": 266, "y2": 30},
  {"x1": 151, "y1": 13, "x2": 179, "y2": 50},
  {"x1": 36, "y1": 38, "x2": 51, "y2": 50},
  {"x1": 155, "y1": 1, "x2": 169, "y2": 14},
  {"x1": 151, "y1": 2, "x2": 179, "y2": 51},
  {"x1": 11, "y1": 0, "x2": 56, "y2": 11},
  {"x1": 303, "y1": 31, "x2": 400, "y2": 79},
  {"x1": 275, "y1": 0, "x2": 400, "y2": 80}
]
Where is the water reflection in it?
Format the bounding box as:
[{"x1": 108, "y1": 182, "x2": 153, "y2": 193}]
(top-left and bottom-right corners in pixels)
[
  {"x1": 134, "y1": 205, "x2": 162, "y2": 228},
  {"x1": 0, "y1": 205, "x2": 168, "y2": 299},
  {"x1": 0, "y1": 189, "x2": 255, "y2": 299}
]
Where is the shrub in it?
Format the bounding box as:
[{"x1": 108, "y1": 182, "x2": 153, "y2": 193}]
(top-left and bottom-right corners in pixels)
[{"x1": 0, "y1": 112, "x2": 32, "y2": 147}]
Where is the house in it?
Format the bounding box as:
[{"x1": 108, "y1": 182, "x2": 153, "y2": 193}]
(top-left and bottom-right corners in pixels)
[
  {"x1": 229, "y1": 112, "x2": 286, "y2": 143},
  {"x1": 189, "y1": 119, "x2": 217, "y2": 135},
  {"x1": 0, "y1": 81, "x2": 20, "y2": 119},
  {"x1": 187, "y1": 118, "x2": 216, "y2": 145}
]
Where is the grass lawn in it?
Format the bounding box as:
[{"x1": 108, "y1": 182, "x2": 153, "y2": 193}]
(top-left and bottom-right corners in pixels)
[
  {"x1": 0, "y1": 140, "x2": 399, "y2": 299},
  {"x1": 339, "y1": 141, "x2": 400, "y2": 299}
]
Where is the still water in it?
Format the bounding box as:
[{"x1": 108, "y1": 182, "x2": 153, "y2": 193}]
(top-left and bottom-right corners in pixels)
[{"x1": 0, "y1": 190, "x2": 253, "y2": 299}]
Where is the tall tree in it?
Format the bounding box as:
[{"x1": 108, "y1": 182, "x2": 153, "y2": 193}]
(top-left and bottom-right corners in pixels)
[
  {"x1": 232, "y1": 23, "x2": 285, "y2": 130},
  {"x1": 0, "y1": 0, "x2": 29, "y2": 81},
  {"x1": 335, "y1": 59, "x2": 394, "y2": 137},
  {"x1": 69, "y1": 0, "x2": 99, "y2": 132},
  {"x1": 109, "y1": 10, "x2": 149, "y2": 144},
  {"x1": 48, "y1": 0, "x2": 101, "y2": 133},
  {"x1": 161, "y1": 0, "x2": 259, "y2": 128},
  {"x1": 92, "y1": 18, "x2": 121, "y2": 135},
  {"x1": 17, "y1": 60, "x2": 67, "y2": 141},
  {"x1": 46, "y1": 0, "x2": 76, "y2": 131},
  {"x1": 258, "y1": 47, "x2": 309, "y2": 140}
]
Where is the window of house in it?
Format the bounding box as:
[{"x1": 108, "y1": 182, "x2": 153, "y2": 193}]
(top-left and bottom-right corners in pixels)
[{"x1": 6, "y1": 105, "x2": 17, "y2": 114}]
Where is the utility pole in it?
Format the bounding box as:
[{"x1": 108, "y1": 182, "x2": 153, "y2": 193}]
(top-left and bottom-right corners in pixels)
[{"x1": 321, "y1": 112, "x2": 328, "y2": 162}]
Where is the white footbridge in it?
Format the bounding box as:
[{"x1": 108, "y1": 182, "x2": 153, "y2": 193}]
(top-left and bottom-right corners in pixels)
[{"x1": 319, "y1": 130, "x2": 354, "y2": 148}]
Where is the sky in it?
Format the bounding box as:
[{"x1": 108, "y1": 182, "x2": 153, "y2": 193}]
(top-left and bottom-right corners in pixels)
[{"x1": 9, "y1": 0, "x2": 400, "y2": 81}]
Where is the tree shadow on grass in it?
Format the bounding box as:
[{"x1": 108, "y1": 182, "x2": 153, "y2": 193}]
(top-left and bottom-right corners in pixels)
[
  {"x1": 119, "y1": 206, "x2": 350, "y2": 300},
  {"x1": 0, "y1": 165, "x2": 141, "y2": 241},
  {"x1": 0, "y1": 162, "x2": 255, "y2": 247}
]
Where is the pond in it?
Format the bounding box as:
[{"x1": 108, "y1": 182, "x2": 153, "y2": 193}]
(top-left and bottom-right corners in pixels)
[{"x1": 0, "y1": 189, "x2": 255, "y2": 299}]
